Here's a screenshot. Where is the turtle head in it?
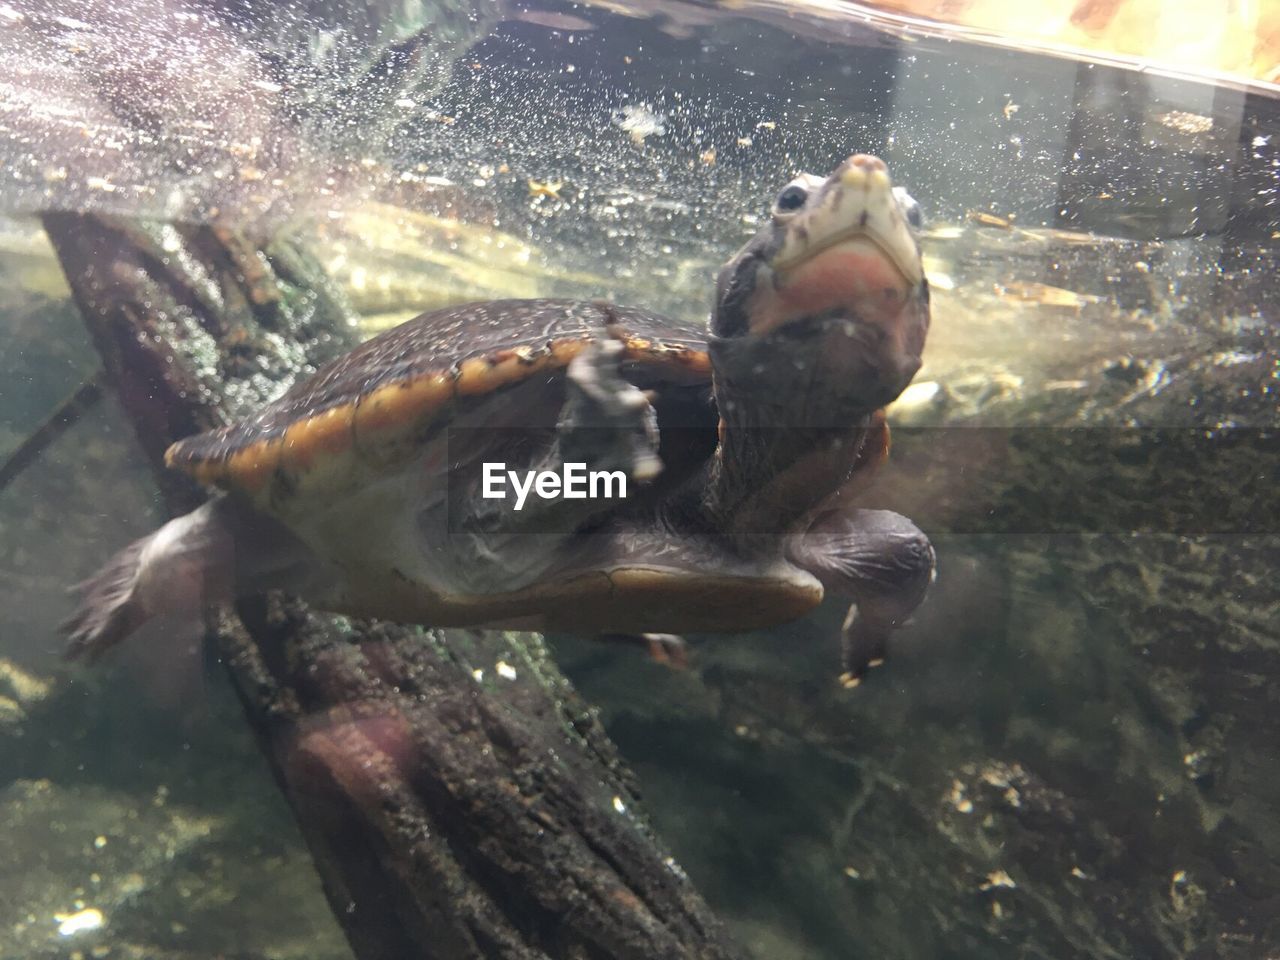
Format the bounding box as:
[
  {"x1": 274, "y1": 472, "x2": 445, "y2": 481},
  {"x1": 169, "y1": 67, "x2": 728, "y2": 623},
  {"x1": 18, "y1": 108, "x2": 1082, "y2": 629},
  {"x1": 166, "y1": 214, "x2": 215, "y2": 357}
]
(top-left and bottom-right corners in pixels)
[{"x1": 710, "y1": 154, "x2": 929, "y2": 421}]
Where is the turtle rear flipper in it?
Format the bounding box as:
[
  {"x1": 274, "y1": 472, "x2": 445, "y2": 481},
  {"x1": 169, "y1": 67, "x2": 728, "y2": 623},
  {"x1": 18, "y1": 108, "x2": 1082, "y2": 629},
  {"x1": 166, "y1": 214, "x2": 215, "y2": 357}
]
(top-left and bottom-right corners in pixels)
[
  {"x1": 62, "y1": 535, "x2": 153, "y2": 661},
  {"x1": 62, "y1": 500, "x2": 236, "y2": 661}
]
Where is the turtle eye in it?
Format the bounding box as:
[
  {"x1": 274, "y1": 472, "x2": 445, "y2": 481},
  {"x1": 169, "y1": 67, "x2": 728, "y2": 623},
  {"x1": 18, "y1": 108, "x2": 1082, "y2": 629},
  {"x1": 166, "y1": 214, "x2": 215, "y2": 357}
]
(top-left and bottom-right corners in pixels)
[
  {"x1": 774, "y1": 184, "x2": 808, "y2": 214},
  {"x1": 894, "y1": 186, "x2": 923, "y2": 229}
]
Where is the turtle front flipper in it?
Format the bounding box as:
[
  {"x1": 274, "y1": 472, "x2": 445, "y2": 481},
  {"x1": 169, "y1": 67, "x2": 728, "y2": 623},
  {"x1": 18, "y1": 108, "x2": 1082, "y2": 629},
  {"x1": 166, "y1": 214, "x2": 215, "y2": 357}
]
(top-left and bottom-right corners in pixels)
[
  {"x1": 461, "y1": 336, "x2": 664, "y2": 542},
  {"x1": 558, "y1": 338, "x2": 662, "y2": 485},
  {"x1": 789, "y1": 508, "x2": 935, "y2": 687}
]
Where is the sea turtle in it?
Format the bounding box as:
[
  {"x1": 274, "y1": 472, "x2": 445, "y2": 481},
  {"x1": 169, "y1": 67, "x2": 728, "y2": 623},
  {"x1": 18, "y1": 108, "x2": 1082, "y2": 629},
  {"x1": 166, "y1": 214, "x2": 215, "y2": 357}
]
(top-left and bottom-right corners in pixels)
[{"x1": 64, "y1": 153, "x2": 934, "y2": 686}]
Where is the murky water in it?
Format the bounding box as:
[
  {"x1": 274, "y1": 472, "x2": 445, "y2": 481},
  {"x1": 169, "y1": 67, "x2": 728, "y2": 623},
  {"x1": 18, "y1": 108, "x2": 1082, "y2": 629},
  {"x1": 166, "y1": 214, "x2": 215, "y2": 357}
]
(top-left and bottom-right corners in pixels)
[{"x1": 1, "y1": 2, "x2": 1276, "y2": 958}]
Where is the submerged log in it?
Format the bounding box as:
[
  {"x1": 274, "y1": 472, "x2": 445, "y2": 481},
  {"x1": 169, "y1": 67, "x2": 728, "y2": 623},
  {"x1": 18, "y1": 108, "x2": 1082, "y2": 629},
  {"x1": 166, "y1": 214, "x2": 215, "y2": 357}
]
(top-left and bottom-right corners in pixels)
[{"x1": 43, "y1": 211, "x2": 743, "y2": 960}]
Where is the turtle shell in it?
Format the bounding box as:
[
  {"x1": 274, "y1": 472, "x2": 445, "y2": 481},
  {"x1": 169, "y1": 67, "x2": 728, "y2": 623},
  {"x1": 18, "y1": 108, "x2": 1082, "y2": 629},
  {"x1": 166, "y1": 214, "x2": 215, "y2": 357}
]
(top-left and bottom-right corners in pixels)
[{"x1": 166, "y1": 298, "x2": 712, "y2": 512}]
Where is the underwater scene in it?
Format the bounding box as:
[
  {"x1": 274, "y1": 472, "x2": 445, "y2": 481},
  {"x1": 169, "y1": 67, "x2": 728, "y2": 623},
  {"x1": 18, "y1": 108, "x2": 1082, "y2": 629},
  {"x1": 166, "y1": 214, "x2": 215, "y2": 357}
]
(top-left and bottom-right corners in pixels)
[{"x1": 0, "y1": 1, "x2": 1277, "y2": 958}]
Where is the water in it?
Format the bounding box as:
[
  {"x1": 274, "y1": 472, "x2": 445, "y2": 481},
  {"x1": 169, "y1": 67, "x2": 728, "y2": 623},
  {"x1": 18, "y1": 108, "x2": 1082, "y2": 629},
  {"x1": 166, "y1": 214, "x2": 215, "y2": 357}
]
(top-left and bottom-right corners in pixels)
[{"x1": 0, "y1": 1, "x2": 1276, "y2": 958}]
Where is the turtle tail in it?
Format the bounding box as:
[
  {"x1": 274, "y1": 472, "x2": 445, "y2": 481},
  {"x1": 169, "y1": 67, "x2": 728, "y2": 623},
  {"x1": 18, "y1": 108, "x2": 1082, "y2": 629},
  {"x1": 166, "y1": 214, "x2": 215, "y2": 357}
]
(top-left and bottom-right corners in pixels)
[{"x1": 62, "y1": 501, "x2": 235, "y2": 662}]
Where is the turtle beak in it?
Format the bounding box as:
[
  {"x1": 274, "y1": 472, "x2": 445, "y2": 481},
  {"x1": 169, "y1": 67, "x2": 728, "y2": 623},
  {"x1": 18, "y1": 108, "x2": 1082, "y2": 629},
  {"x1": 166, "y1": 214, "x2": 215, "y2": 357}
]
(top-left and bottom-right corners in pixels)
[
  {"x1": 754, "y1": 154, "x2": 924, "y2": 335},
  {"x1": 773, "y1": 155, "x2": 922, "y2": 280}
]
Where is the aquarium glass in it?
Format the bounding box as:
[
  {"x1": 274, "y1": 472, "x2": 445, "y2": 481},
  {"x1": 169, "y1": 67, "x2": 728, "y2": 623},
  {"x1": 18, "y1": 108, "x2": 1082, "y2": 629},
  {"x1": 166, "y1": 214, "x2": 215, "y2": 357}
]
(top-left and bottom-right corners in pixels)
[{"x1": 1, "y1": 1, "x2": 1276, "y2": 958}]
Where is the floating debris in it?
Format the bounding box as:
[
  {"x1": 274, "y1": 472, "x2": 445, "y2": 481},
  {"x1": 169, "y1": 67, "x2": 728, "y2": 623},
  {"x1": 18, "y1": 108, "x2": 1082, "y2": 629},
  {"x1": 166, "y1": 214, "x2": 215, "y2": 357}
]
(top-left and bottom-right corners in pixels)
[
  {"x1": 993, "y1": 281, "x2": 1102, "y2": 309},
  {"x1": 923, "y1": 259, "x2": 955, "y2": 289},
  {"x1": 511, "y1": 9, "x2": 595, "y2": 30},
  {"x1": 614, "y1": 103, "x2": 666, "y2": 144},
  {"x1": 527, "y1": 179, "x2": 563, "y2": 200},
  {"x1": 980, "y1": 869, "x2": 1017, "y2": 891},
  {"x1": 1158, "y1": 110, "x2": 1213, "y2": 135},
  {"x1": 889, "y1": 380, "x2": 944, "y2": 423},
  {"x1": 967, "y1": 210, "x2": 1013, "y2": 229},
  {"x1": 55, "y1": 907, "x2": 104, "y2": 937}
]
